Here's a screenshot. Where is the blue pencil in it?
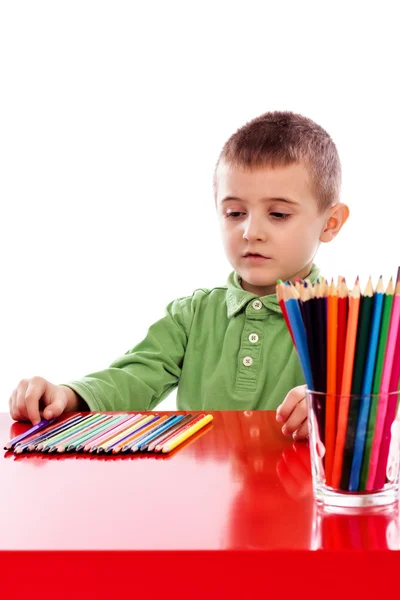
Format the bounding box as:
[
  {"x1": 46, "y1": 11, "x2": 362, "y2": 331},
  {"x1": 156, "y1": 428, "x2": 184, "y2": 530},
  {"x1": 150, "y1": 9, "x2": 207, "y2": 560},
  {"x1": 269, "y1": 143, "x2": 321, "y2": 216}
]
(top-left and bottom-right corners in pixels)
[
  {"x1": 349, "y1": 278, "x2": 384, "y2": 491},
  {"x1": 135, "y1": 414, "x2": 185, "y2": 452},
  {"x1": 284, "y1": 286, "x2": 314, "y2": 389}
]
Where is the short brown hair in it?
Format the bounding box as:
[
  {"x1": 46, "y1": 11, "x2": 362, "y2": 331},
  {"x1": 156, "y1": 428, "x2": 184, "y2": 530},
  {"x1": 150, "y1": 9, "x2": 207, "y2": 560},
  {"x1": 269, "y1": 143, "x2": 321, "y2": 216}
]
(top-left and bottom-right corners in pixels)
[{"x1": 213, "y1": 111, "x2": 341, "y2": 211}]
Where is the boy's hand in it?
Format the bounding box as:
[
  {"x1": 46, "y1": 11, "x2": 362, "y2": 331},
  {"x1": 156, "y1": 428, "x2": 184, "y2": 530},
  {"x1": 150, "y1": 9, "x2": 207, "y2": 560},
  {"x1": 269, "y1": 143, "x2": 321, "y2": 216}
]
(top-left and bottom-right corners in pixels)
[
  {"x1": 276, "y1": 385, "x2": 308, "y2": 441},
  {"x1": 9, "y1": 377, "x2": 80, "y2": 425}
]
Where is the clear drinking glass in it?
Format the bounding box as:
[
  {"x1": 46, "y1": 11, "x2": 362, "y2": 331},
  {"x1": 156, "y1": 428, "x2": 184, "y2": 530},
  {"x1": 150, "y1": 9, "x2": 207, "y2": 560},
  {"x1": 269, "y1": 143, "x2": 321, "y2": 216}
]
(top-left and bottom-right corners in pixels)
[{"x1": 306, "y1": 389, "x2": 400, "y2": 508}]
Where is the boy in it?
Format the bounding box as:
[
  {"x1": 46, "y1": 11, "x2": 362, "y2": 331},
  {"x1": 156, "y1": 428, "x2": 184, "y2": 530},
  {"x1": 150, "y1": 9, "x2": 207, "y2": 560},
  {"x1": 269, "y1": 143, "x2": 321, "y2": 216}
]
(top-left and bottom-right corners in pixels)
[{"x1": 9, "y1": 111, "x2": 349, "y2": 441}]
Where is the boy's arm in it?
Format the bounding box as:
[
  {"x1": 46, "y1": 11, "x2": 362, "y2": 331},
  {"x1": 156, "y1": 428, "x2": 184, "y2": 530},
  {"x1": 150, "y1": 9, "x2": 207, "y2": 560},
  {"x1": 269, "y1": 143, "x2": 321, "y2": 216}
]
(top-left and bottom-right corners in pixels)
[{"x1": 62, "y1": 297, "x2": 190, "y2": 412}]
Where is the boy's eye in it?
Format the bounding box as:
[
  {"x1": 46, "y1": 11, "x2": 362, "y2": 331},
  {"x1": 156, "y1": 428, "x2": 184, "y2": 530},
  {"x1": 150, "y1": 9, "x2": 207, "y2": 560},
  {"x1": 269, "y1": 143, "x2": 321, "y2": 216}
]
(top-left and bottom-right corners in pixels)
[
  {"x1": 226, "y1": 212, "x2": 244, "y2": 218},
  {"x1": 270, "y1": 212, "x2": 290, "y2": 220}
]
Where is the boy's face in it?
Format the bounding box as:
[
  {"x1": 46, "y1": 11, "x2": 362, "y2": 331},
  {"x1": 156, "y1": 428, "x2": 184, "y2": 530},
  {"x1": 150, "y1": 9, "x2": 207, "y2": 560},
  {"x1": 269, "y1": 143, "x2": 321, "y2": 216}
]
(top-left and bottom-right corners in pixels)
[{"x1": 216, "y1": 161, "x2": 333, "y2": 296}]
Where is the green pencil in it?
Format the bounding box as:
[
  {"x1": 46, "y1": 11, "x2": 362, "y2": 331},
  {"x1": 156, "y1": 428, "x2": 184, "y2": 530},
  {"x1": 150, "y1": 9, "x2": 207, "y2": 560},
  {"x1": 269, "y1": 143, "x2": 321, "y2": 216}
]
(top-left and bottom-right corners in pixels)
[{"x1": 359, "y1": 278, "x2": 394, "y2": 489}]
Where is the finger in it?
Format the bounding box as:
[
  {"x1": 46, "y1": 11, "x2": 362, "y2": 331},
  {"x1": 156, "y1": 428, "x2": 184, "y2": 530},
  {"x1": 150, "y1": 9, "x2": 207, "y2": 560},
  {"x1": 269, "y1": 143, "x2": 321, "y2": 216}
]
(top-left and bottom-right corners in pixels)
[
  {"x1": 42, "y1": 392, "x2": 67, "y2": 420},
  {"x1": 281, "y1": 399, "x2": 307, "y2": 436},
  {"x1": 25, "y1": 377, "x2": 47, "y2": 425},
  {"x1": 15, "y1": 382, "x2": 30, "y2": 422},
  {"x1": 293, "y1": 419, "x2": 309, "y2": 441},
  {"x1": 276, "y1": 385, "x2": 306, "y2": 423},
  {"x1": 9, "y1": 390, "x2": 21, "y2": 421}
]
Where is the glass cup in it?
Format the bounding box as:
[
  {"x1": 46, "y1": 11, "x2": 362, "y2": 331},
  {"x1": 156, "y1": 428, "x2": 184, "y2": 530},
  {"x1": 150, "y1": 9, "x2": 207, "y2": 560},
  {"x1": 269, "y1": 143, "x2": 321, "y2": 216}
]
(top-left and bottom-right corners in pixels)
[{"x1": 306, "y1": 389, "x2": 400, "y2": 508}]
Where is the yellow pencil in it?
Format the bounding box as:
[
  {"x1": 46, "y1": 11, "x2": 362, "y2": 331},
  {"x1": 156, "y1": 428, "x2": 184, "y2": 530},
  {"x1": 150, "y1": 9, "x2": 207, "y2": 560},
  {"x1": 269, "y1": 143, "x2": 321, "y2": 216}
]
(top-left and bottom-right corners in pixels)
[{"x1": 161, "y1": 414, "x2": 214, "y2": 453}]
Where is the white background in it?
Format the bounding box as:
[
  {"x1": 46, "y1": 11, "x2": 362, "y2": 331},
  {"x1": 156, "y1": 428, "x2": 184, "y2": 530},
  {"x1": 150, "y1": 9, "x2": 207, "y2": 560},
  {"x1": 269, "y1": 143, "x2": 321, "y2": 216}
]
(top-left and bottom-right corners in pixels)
[{"x1": 1, "y1": 1, "x2": 399, "y2": 413}]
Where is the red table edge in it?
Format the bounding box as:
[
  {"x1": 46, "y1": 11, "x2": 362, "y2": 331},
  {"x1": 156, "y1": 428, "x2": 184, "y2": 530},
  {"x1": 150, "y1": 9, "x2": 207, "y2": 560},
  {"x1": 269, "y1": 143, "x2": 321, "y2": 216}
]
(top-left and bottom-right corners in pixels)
[{"x1": 0, "y1": 549, "x2": 398, "y2": 598}]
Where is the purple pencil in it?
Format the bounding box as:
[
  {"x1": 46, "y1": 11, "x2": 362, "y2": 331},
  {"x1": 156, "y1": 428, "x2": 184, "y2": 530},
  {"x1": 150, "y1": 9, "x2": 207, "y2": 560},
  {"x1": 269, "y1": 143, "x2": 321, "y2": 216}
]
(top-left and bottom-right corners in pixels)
[{"x1": 4, "y1": 418, "x2": 57, "y2": 450}]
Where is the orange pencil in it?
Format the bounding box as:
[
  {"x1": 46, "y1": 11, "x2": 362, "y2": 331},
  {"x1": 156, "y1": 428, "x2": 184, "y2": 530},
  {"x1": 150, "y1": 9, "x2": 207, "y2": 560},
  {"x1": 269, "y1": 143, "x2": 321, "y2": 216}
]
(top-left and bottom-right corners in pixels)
[
  {"x1": 325, "y1": 279, "x2": 338, "y2": 485},
  {"x1": 331, "y1": 279, "x2": 361, "y2": 488}
]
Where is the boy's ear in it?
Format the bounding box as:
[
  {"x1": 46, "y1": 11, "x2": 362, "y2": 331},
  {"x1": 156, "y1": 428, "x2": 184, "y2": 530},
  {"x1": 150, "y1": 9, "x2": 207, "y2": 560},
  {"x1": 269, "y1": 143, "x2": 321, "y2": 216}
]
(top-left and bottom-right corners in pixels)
[{"x1": 320, "y1": 203, "x2": 350, "y2": 243}]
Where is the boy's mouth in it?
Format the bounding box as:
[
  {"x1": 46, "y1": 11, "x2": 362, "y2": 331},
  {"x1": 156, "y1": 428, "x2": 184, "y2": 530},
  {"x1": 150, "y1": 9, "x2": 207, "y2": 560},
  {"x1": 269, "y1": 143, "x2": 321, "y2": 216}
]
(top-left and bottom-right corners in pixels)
[{"x1": 243, "y1": 252, "x2": 271, "y2": 260}]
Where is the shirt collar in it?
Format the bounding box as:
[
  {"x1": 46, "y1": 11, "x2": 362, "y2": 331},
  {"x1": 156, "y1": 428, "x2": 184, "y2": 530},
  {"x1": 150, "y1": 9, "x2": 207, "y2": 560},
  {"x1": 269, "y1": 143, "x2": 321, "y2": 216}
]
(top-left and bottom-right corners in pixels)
[{"x1": 225, "y1": 264, "x2": 321, "y2": 318}]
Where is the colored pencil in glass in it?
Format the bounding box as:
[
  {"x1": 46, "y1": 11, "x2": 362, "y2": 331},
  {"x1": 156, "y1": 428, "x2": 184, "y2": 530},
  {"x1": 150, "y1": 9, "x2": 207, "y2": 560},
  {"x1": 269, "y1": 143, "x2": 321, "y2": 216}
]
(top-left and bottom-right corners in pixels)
[
  {"x1": 98, "y1": 415, "x2": 156, "y2": 453},
  {"x1": 111, "y1": 415, "x2": 163, "y2": 454},
  {"x1": 162, "y1": 414, "x2": 214, "y2": 453},
  {"x1": 300, "y1": 282, "x2": 317, "y2": 387},
  {"x1": 85, "y1": 414, "x2": 143, "y2": 452},
  {"x1": 147, "y1": 414, "x2": 197, "y2": 452},
  {"x1": 340, "y1": 277, "x2": 374, "y2": 489},
  {"x1": 121, "y1": 415, "x2": 170, "y2": 452},
  {"x1": 75, "y1": 414, "x2": 129, "y2": 451},
  {"x1": 276, "y1": 280, "x2": 296, "y2": 347},
  {"x1": 366, "y1": 280, "x2": 400, "y2": 490},
  {"x1": 349, "y1": 277, "x2": 384, "y2": 491},
  {"x1": 315, "y1": 279, "x2": 327, "y2": 394},
  {"x1": 336, "y1": 278, "x2": 349, "y2": 396},
  {"x1": 130, "y1": 415, "x2": 184, "y2": 452},
  {"x1": 360, "y1": 279, "x2": 395, "y2": 489},
  {"x1": 283, "y1": 284, "x2": 314, "y2": 389},
  {"x1": 325, "y1": 279, "x2": 338, "y2": 485},
  {"x1": 331, "y1": 279, "x2": 361, "y2": 489},
  {"x1": 4, "y1": 418, "x2": 57, "y2": 450},
  {"x1": 37, "y1": 413, "x2": 103, "y2": 451},
  {"x1": 374, "y1": 327, "x2": 400, "y2": 489},
  {"x1": 63, "y1": 414, "x2": 123, "y2": 452},
  {"x1": 13, "y1": 414, "x2": 84, "y2": 453}
]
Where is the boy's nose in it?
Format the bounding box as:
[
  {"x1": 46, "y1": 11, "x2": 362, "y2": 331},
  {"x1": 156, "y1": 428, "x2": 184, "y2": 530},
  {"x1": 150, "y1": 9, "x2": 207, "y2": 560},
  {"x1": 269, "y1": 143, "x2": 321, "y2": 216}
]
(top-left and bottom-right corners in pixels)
[{"x1": 243, "y1": 219, "x2": 267, "y2": 242}]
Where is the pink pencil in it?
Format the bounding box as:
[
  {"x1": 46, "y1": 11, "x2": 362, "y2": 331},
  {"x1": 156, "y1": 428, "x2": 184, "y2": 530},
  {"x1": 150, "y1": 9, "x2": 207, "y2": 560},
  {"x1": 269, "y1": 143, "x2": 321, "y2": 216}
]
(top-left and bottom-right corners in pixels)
[
  {"x1": 366, "y1": 281, "x2": 400, "y2": 489},
  {"x1": 373, "y1": 320, "x2": 400, "y2": 488},
  {"x1": 83, "y1": 413, "x2": 141, "y2": 451}
]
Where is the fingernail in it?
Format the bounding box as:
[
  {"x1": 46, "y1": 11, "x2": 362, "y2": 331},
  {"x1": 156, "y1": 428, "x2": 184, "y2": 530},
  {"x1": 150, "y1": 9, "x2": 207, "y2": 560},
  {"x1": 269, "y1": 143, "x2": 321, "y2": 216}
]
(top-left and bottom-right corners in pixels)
[
  {"x1": 282, "y1": 425, "x2": 288, "y2": 435},
  {"x1": 276, "y1": 414, "x2": 284, "y2": 423},
  {"x1": 46, "y1": 411, "x2": 53, "y2": 419}
]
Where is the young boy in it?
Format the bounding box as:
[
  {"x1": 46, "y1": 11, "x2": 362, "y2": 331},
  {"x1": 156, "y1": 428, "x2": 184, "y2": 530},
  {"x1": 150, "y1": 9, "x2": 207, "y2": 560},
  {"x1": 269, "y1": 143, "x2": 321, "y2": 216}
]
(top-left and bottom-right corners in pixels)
[{"x1": 9, "y1": 111, "x2": 349, "y2": 441}]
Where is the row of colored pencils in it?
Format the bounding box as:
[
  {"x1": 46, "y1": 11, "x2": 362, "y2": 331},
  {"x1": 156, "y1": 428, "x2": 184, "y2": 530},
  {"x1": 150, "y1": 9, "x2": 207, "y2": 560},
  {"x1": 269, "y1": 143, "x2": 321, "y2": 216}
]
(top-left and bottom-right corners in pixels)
[
  {"x1": 276, "y1": 268, "x2": 400, "y2": 493},
  {"x1": 4, "y1": 412, "x2": 214, "y2": 455}
]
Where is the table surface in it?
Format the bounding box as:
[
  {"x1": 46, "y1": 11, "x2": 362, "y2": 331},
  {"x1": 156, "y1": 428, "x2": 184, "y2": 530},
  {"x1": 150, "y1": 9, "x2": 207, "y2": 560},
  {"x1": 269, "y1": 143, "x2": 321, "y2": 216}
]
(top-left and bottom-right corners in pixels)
[{"x1": 1, "y1": 410, "x2": 399, "y2": 551}]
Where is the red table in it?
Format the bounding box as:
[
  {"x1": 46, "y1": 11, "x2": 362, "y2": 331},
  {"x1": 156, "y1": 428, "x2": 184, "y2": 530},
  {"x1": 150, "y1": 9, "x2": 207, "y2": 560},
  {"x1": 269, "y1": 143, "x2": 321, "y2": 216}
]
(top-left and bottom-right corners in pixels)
[{"x1": 1, "y1": 411, "x2": 399, "y2": 598}]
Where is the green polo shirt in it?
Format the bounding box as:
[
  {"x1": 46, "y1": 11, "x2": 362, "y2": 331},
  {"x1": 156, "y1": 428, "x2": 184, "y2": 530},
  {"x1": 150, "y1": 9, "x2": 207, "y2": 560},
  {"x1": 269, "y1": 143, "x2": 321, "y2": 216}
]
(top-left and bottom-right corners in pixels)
[{"x1": 63, "y1": 264, "x2": 320, "y2": 411}]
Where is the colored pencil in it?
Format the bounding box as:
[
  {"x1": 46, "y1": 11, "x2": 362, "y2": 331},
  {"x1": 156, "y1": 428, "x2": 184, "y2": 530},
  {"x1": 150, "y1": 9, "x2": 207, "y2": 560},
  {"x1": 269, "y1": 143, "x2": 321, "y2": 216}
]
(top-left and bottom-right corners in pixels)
[
  {"x1": 121, "y1": 415, "x2": 170, "y2": 452},
  {"x1": 331, "y1": 280, "x2": 361, "y2": 489},
  {"x1": 14, "y1": 414, "x2": 85, "y2": 453},
  {"x1": 325, "y1": 279, "x2": 338, "y2": 485},
  {"x1": 284, "y1": 284, "x2": 314, "y2": 389},
  {"x1": 37, "y1": 413, "x2": 104, "y2": 451},
  {"x1": 110, "y1": 416, "x2": 162, "y2": 454},
  {"x1": 277, "y1": 280, "x2": 296, "y2": 347},
  {"x1": 4, "y1": 418, "x2": 57, "y2": 450},
  {"x1": 85, "y1": 414, "x2": 143, "y2": 452},
  {"x1": 349, "y1": 277, "x2": 384, "y2": 490},
  {"x1": 336, "y1": 278, "x2": 349, "y2": 396},
  {"x1": 161, "y1": 414, "x2": 214, "y2": 453},
  {"x1": 56, "y1": 415, "x2": 116, "y2": 453},
  {"x1": 366, "y1": 280, "x2": 400, "y2": 489},
  {"x1": 99, "y1": 415, "x2": 157, "y2": 453},
  {"x1": 373, "y1": 281, "x2": 400, "y2": 488},
  {"x1": 147, "y1": 414, "x2": 197, "y2": 451},
  {"x1": 135, "y1": 415, "x2": 185, "y2": 452},
  {"x1": 360, "y1": 279, "x2": 394, "y2": 489},
  {"x1": 340, "y1": 277, "x2": 374, "y2": 489},
  {"x1": 154, "y1": 414, "x2": 205, "y2": 452}
]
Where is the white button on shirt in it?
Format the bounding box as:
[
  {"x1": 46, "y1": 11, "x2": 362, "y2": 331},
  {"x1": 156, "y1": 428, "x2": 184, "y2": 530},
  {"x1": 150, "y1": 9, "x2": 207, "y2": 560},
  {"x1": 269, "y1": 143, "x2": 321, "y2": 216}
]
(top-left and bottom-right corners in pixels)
[
  {"x1": 252, "y1": 300, "x2": 262, "y2": 310},
  {"x1": 243, "y1": 356, "x2": 253, "y2": 367},
  {"x1": 249, "y1": 333, "x2": 259, "y2": 343}
]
